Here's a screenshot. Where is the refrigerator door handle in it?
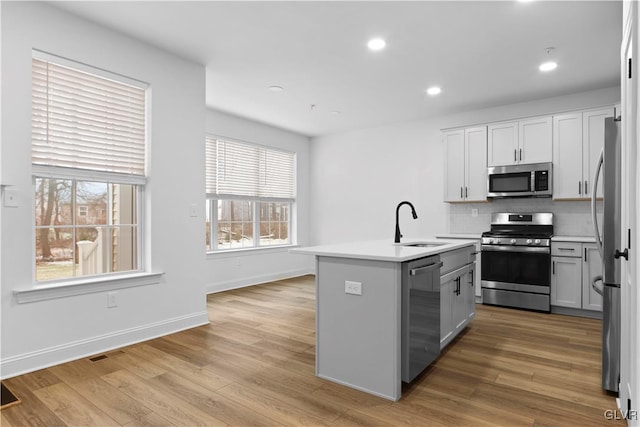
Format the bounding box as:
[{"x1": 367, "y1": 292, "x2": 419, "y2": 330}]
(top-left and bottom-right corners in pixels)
[
  {"x1": 591, "y1": 275, "x2": 604, "y2": 296},
  {"x1": 591, "y1": 148, "x2": 604, "y2": 259}
]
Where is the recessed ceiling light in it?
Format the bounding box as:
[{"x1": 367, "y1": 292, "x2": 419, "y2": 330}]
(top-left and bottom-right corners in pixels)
[
  {"x1": 367, "y1": 38, "x2": 386, "y2": 51},
  {"x1": 539, "y1": 61, "x2": 558, "y2": 72},
  {"x1": 330, "y1": 111, "x2": 341, "y2": 115},
  {"x1": 426, "y1": 86, "x2": 442, "y2": 96},
  {"x1": 268, "y1": 85, "x2": 284, "y2": 92}
]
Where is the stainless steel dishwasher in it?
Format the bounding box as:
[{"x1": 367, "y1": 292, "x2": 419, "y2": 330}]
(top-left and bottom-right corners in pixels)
[{"x1": 401, "y1": 254, "x2": 442, "y2": 383}]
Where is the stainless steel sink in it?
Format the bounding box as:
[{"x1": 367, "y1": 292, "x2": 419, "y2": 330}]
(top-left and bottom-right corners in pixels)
[{"x1": 397, "y1": 242, "x2": 446, "y2": 248}]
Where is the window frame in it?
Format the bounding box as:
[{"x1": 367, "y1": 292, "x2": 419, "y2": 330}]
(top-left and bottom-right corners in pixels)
[
  {"x1": 206, "y1": 196, "x2": 294, "y2": 253},
  {"x1": 205, "y1": 135, "x2": 297, "y2": 254},
  {"x1": 30, "y1": 50, "x2": 150, "y2": 286}
]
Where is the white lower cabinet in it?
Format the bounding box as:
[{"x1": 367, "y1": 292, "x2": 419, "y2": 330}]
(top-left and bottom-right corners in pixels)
[
  {"x1": 440, "y1": 247, "x2": 476, "y2": 350},
  {"x1": 551, "y1": 241, "x2": 602, "y2": 313}
]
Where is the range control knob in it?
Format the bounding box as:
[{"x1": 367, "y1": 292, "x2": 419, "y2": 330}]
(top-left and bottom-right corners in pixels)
[
  {"x1": 526, "y1": 239, "x2": 533, "y2": 245},
  {"x1": 534, "y1": 239, "x2": 541, "y2": 245},
  {"x1": 510, "y1": 239, "x2": 517, "y2": 245},
  {"x1": 495, "y1": 239, "x2": 501, "y2": 244}
]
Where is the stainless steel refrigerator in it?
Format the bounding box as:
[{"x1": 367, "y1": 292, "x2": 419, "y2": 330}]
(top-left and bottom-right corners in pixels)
[{"x1": 591, "y1": 116, "x2": 621, "y2": 393}]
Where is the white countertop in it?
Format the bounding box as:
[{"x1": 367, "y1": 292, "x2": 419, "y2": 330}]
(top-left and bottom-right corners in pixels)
[
  {"x1": 289, "y1": 237, "x2": 476, "y2": 262},
  {"x1": 552, "y1": 235, "x2": 597, "y2": 243}
]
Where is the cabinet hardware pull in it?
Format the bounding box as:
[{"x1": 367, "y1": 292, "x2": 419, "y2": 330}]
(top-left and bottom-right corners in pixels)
[
  {"x1": 558, "y1": 247, "x2": 575, "y2": 251},
  {"x1": 614, "y1": 248, "x2": 629, "y2": 260},
  {"x1": 584, "y1": 248, "x2": 587, "y2": 262},
  {"x1": 584, "y1": 181, "x2": 588, "y2": 194},
  {"x1": 519, "y1": 148, "x2": 522, "y2": 161},
  {"x1": 410, "y1": 262, "x2": 443, "y2": 276},
  {"x1": 460, "y1": 187, "x2": 463, "y2": 199},
  {"x1": 469, "y1": 270, "x2": 474, "y2": 287},
  {"x1": 578, "y1": 181, "x2": 582, "y2": 195},
  {"x1": 552, "y1": 260, "x2": 555, "y2": 275},
  {"x1": 465, "y1": 186, "x2": 468, "y2": 198},
  {"x1": 514, "y1": 149, "x2": 517, "y2": 162}
]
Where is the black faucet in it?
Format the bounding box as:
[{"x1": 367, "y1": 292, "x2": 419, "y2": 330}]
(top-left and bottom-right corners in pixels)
[{"x1": 395, "y1": 201, "x2": 418, "y2": 243}]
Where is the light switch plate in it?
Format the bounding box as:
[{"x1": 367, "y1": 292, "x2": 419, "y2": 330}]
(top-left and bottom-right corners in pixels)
[{"x1": 345, "y1": 281, "x2": 362, "y2": 295}]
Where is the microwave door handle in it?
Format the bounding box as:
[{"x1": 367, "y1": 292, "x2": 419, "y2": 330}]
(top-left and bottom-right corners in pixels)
[{"x1": 531, "y1": 173, "x2": 535, "y2": 193}]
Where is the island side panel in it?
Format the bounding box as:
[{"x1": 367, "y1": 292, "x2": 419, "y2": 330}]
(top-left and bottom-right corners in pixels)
[{"x1": 316, "y1": 255, "x2": 402, "y2": 401}]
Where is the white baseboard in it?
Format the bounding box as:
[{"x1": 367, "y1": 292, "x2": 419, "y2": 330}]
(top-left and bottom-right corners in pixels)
[
  {"x1": 0, "y1": 311, "x2": 209, "y2": 380},
  {"x1": 205, "y1": 268, "x2": 314, "y2": 294}
]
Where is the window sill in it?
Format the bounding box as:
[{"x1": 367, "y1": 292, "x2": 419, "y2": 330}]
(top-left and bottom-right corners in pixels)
[
  {"x1": 13, "y1": 272, "x2": 165, "y2": 304},
  {"x1": 206, "y1": 244, "x2": 300, "y2": 258}
]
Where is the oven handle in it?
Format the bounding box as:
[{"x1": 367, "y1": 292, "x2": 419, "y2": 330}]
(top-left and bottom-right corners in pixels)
[{"x1": 481, "y1": 245, "x2": 550, "y2": 254}]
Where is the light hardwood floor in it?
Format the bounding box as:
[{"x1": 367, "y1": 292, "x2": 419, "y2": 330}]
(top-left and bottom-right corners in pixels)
[{"x1": 1, "y1": 275, "x2": 625, "y2": 426}]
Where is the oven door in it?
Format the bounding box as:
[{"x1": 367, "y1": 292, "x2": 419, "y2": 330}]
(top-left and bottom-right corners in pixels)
[{"x1": 481, "y1": 246, "x2": 551, "y2": 291}]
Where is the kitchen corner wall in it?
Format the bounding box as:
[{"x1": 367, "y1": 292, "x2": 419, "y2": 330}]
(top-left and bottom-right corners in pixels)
[
  {"x1": 204, "y1": 110, "x2": 313, "y2": 293},
  {"x1": 310, "y1": 86, "x2": 619, "y2": 245}
]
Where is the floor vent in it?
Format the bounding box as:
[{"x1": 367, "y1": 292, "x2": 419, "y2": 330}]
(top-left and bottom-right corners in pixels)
[
  {"x1": 1, "y1": 382, "x2": 20, "y2": 409},
  {"x1": 89, "y1": 354, "x2": 108, "y2": 362}
]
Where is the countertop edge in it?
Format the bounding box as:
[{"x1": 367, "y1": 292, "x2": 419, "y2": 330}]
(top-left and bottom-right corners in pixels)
[
  {"x1": 289, "y1": 238, "x2": 476, "y2": 262},
  {"x1": 551, "y1": 235, "x2": 597, "y2": 243}
]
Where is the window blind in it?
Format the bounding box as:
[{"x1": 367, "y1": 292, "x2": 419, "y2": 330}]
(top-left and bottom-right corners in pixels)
[
  {"x1": 32, "y1": 56, "x2": 146, "y2": 176},
  {"x1": 206, "y1": 136, "x2": 296, "y2": 199}
]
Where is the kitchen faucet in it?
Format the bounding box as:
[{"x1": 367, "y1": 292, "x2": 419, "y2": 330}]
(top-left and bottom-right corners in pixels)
[{"x1": 395, "y1": 201, "x2": 418, "y2": 243}]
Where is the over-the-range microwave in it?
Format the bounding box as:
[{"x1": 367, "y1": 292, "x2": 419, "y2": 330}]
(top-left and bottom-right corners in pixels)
[{"x1": 487, "y1": 162, "x2": 552, "y2": 198}]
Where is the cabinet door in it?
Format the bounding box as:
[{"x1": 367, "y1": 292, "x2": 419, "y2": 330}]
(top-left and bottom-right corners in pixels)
[
  {"x1": 440, "y1": 277, "x2": 454, "y2": 349},
  {"x1": 553, "y1": 113, "x2": 583, "y2": 199},
  {"x1": 551, "y1": 256, "x2": 582, "y2": 308},
  {"x1": 582, "y1": 243, "x2": 603, "y2": 311},
  {"x1": 519, "y1": 116, "x2": 553, "y2": 164},
  {"x1": 444, "y1": 130, "x2": 465, "y2": 202},
  {"x1": 487, "y1": 122, "x2": 518, "y2": 166},
  {"x1": 583, "y1": 108, "x2": 614, "y2": 200},
  {"x1": 464, "y1": 127, "x2": 487, "y2": 201},
  {"x1": 453, "y1": 274, "x2": 468, "y2": 332}
]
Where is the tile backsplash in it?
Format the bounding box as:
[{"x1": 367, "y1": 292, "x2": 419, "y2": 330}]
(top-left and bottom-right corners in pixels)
[{"x1": 448, "y1": 198, "x2": 603, "y2": 236}]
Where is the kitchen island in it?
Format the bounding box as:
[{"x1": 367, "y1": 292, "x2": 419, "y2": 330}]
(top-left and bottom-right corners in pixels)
[{"x1": 290, "y1": 238, "x2": 476, "y2": 401}]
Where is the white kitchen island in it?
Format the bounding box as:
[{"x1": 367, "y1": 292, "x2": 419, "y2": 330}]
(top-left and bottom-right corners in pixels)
[{"x1": 290, "y1": 238, "x2": 476, "y2": 401}]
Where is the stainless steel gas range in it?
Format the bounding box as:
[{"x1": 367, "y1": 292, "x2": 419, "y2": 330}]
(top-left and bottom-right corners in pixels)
[{"x1": 481, "y1": 213, "x2": 553, "y2": 312}]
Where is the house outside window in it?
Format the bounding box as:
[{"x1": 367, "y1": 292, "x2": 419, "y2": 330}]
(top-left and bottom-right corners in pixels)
[
  {"x1": 205, "y1": 136, "x2": 296, "y2": 252},
  {"x1": 32, "y1": 51, "x2": 147, "y2": 282}
]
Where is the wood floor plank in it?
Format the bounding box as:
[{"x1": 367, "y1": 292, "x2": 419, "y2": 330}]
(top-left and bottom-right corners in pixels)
[
  {"x1": 1, "y1": 275, "x2": 624, "y2": 426},
  {"x1": 32, "y1": 382, "x2": 119, "y2": 426}
]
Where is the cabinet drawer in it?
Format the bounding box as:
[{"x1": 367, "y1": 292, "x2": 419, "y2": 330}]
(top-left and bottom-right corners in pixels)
[
  {"x1": 551, "y1": 242, "x2": 582, "y2": 257},
  {"x1": 440, "y1": 246, "x2": 474, "y2": 276}
]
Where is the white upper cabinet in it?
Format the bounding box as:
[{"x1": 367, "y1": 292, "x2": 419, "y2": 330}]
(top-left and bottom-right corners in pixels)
[
  {"x1": 519, "y1": 116, "x2": 553, "y2": 164},
  {"x1": 553, "y1": 107, "x2": 613, "y2": 200},
  {"x1": 444, "y1": 130, "x2": 465, "y2": 202},
  {"x1": 487, "y1": 117, "x2": 552, "y2": 166},
  {"x1": 487, "y1": 122, "x2": 518, "y2": 166},
  {"x1": 553, "y1": 113, "x2": 583, "y2": 199},
  {"x1": 465, "y1": 127, "x2": 488, "y2": 201},
  {"x1": 444, "y1": 126, "x2": 487, "y2": 202},
  {"x1": 583, "y1": 108, "x2": 614, "y2": 199}
]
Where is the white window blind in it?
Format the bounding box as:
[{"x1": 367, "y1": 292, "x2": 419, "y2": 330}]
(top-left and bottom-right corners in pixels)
[
  {"x1": 206, "y1": 136, "x2": 296, "y2": 199},
  {"x1": 32, "y1": 55, "x2": 147, "y2": 176}
]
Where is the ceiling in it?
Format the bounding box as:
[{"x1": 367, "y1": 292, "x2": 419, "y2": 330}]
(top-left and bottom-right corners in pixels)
[{"x1": 50, "y1": 1, "x2": 622, "y2": 137}]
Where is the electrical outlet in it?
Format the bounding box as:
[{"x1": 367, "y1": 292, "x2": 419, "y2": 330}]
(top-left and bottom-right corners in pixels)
[
  {"x1": 189, "y1": 203, "x2": 198, "y2": 217},
  {"x1": 3, "y1": 189, "x2": 18, "y2": 208},
  {"x1": 345, "y1": 281, "x2": 362, "y2": 295},
  {"x1": 107, "y1": 292, "x2": 118, "y2": 308},
  {"x1": 471, "y1": 208, "x2": 478, "y2": 217}
]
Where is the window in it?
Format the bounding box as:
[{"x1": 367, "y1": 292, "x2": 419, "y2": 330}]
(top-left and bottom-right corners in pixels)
[
  {"x1": 205, "y1": 136, "x2": 296, "y2": 251},
  {"x1": 32, "y1": 51, "x2": 147, "y2": 282}
]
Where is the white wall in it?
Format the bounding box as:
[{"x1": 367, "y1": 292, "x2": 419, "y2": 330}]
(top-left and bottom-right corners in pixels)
[
  {"x1": 310, "y1": 86, "x2": 620, "y2": 245},
  {"x1": 204, "y1": 109, "x2": 313, "y2": 293},
  {"x1": 1, "y1": 2, "x2": 208, "y2": 378}
]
